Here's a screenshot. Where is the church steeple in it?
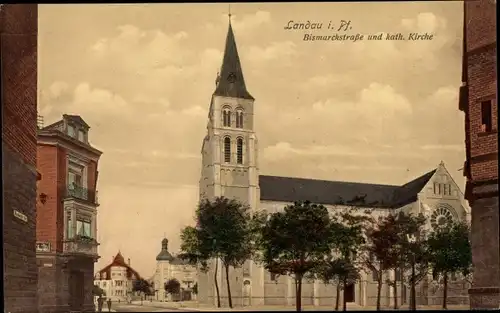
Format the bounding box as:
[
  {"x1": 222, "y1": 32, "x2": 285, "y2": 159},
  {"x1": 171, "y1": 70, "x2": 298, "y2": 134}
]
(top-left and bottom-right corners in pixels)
[{"x1": 213, "y1": 16, "x2": 254, "y2": 100}]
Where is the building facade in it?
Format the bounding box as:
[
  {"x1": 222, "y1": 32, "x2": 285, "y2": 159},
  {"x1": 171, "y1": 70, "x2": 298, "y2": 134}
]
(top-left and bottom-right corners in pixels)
[
  {"x1": 36, "y1": 114, "x2": 102, "y2": 312},
  {"x1": 197, "y1": 19, "x2": 471, "y2": 308},
  {"x1": 1, "y1": 4, "x2": 39, "y2": 313},
  {"x1": 94, "y1": 252, "x2": 142, "y2": 302},
  {"x1": 459, "y1": 0, "x2": 498, "y2": 309},
  {"x1": 153, "y1": 238, "x2": 197, "y2": 301}
]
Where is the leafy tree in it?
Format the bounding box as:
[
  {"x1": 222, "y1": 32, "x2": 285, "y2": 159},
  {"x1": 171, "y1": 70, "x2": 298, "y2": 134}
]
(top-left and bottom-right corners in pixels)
[
  {"x1": 330, "y1": 209, "x2": 369, "y2": 311},
  {"x1": 178, "y1": 224, "x2": 219, "y2": 306},
  {"x1": 427, "y1": 221, "x2": 472, "y2": 309},
  {"x1": 315, "y1": 258, "x2": 360, "y2": 311},
  {"x1": 258, "y1": 201, "x2": 333, "y2": 312},
  {"x1": 164, "y1": 278, "x2": 181, "y2": 297},
  {"x1": 132, "y1": 278, "x2": 151, "y2": 305},
  {"x1": 92, "y1": 284, "x2": 106, "y2": 297},
  {"x1": 179, "y1": 197, "x2": 255, "y2": 308},
  {"x1": 361, "y1": 212, "x2": 427, "y2": 311}
]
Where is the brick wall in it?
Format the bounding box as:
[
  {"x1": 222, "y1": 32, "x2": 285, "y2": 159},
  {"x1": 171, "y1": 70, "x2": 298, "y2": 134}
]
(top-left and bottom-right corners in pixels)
[
  {"x1": 36, "y1": 144, "x2": 61, "y2": 252},
  {"x1": 1, "y1": 4, "x2": 38, "y2": 166},
  {"x1": 1, "y1": 4, "x2": 39, "y2": 313},
  {"x1": 463, "y1": 0, "x2": 499, "y2": 309},
  {"x1": 464, "y1": 0, "x2": 498, "y2": 183},
  {"x1": 465, "y1": 0, "x2": 496, "y2": 52}
]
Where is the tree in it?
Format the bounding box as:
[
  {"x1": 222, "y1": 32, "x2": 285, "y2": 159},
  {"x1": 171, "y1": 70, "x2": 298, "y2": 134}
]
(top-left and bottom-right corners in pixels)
[
  {"x1": 132, "y1": 278, "x2": 151, "y2": 305},
  {"x1": 314, "y1": 209, "x2": 368, "y2": 311},
  {"x1": 362, "y1": 212, "x2": 428, "y2": 311},
  {"x1": 178, "y1": 224, "x2": 218, "y2": 306},
  {"x1": 427, "y1": 221, "x2": 472, "y2": 309},
  {"x1": 195, "y1": 197, "x2": 254, "y2": 309},
  {"x1": 179, "y1": 197, "x2": 255, "y2": 308},
  {"x1": 164, "y1": 278, "x2": 181, "y2": 299},
  {"x1": 362, "y1": 214, "x2": 401, "y2": 311},
  {"x1": 92, "y1": 284, "x2": 106, "y2": 297},
  {"x1": 258, "y1": 201, "x2": 333, "y2": 312},
  {"x1": 315, "y1": 258, "x2": 360, "y2": 311}
]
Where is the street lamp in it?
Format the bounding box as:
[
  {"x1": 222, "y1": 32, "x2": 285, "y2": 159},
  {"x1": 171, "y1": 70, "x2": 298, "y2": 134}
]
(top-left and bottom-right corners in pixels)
[{"x1": 407, "y1": 234, "x2": 417, "y2": 311}]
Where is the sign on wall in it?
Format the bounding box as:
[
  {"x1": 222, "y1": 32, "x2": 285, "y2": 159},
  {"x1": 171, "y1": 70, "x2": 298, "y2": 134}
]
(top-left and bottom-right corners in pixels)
[{"x1": 36, "y1": 242, "x2": 51, "y2": 252}]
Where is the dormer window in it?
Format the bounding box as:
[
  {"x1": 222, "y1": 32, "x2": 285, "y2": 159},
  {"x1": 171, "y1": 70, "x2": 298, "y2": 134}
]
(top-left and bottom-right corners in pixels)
[
  {"x1": 78, "y1": 130, "x2": 85, "y2": 142},
  {"x1": 68, "y1": 125, "x2": 76, "y2": 137}
]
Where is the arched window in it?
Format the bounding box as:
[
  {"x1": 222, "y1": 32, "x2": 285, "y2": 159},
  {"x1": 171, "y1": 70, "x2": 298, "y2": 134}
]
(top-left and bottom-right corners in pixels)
[
  {"x1": 237, "y1": 138, "x2": 243, "y2": 164},
  {"x1": 222, "y1": 107, "x2": 231, "y2": 127},
  {"x1": 224, "y1": 137, "x2": 231, "y2": 163},
  {"x1": 236, "y1": 110, "x2": 244, "y2": 128}
]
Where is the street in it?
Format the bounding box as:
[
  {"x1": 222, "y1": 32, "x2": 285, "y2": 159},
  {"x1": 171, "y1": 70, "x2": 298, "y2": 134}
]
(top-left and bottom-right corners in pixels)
[{"x1": 111, "y1": 303, "x2": 183, "y2": 312}]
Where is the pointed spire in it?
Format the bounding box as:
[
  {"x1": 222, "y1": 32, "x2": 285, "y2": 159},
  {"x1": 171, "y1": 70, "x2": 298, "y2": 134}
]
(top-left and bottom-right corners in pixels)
[{"x1": 213, "y1": 12, "x2": 254, "y2": 100}]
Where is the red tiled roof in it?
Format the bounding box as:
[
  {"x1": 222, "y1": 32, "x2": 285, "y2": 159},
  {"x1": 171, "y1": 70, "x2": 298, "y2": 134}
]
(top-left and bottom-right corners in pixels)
[{"x1": 95, "y1": 251, "x2": 141, "y2": 280}]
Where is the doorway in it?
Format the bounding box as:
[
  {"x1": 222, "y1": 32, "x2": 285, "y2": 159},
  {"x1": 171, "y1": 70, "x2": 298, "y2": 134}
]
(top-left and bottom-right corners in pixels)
[
  {"x1": 242, "y1": 280, "x2": 251, "y2": 306},
  {"x1": 69, "y1": 270, "x2": 85, "y2": 311},
  {"x1": 344, "y1": 284, "x2": 355, "y2": 303}
]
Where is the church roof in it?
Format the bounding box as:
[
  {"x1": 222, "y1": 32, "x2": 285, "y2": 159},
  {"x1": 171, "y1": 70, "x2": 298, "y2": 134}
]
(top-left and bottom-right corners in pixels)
[
  {"x1": 95, "y1": 251, "x2": 142, "y2": 281},
  {"x1": 156, "y1": 238, "x2": 174, "y2": 261},
  {"x1": 259, "y1": 168, "x2": 437, "y2": 209},
  {"x1": 213, "y1": 21, "x2": 254, "y2": 100}
]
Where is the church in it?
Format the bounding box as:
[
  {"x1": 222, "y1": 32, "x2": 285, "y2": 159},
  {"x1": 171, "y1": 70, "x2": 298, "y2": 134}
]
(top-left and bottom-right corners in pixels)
[{"x1": 197, "y1": 17, "x2": 471, "y2": 308}]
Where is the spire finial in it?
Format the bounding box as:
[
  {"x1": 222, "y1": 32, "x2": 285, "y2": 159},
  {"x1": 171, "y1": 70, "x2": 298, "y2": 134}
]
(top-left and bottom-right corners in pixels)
[{"x1": 228, "y1": 4, "x2": 232, "y2": 23}]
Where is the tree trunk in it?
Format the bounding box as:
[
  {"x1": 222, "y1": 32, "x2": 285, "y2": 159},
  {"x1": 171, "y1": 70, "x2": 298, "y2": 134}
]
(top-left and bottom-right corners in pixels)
[
  {"x1": 295, "y1": 274, "x2": 303, "y2": 311},
  {"x1": 335, "y1": 282, "x2": 341, "y2": 311},
  {"x1": 376, "y1": 272, "x2": 382, "y2": 311},
  {"x1": 342, "y1": 277, "x2": 348, "y2": 311},
  {"x1": 410, "y1": 262, "x2": 416, "y2": 311},
  {"x1": 442, "y1": 272, "x2": 448, "y2": 310},
  {"x1": 393, "y1": 270, "x2": 398, "y2": 310},
  {"x1": 225, "y1": 264, "x2": 233, "y2": 308},
  {"x1": 214, "y1": 258, "x2": 221, "y2": 308}
]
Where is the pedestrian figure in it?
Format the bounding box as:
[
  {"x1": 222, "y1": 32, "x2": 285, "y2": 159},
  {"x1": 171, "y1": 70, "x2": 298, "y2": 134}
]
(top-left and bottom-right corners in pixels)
[
  {"x1": 97, "y1": 295, "x2": 105, "y2": 312},
  {"x1": 106, "y1": 298, "x2": 112, "y2": 312}
]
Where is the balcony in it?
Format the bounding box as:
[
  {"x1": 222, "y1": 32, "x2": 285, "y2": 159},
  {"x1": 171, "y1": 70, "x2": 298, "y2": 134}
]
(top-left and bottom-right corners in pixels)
[
  {"x1": 63, "y1": 235, "x2": 99, "y2": 258},
  {"x1": 64, "y1": 184, "x2": 99, "y2": 205}
]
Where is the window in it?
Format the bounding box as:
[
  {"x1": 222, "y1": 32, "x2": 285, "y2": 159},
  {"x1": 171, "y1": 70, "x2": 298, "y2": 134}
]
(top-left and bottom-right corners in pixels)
[
  {"x1": 237, "y1": 138, "x2": 243, "y2": 164},
  {"x1": 236, "y1": 110, "x2": 244, "y2": 128},
  {"x1": 481, "y1": 100, "x2": 492, "y2": 132},
  {"x1": 78, "y1": 130, "x2": 85, "y2": 142},
  {"x1": 438, "y1": 183, "x2": 442, "y2": 195},
  {"x1": 443, "y1": 184, "x2": 448, "y2": 195},
  {"x1": 433, "y1": 182, "x2": 439, "y2": 194},
  {"x1": 224, "y1": 137, "x2": 231, "y2": 163},
  {"x1": 68, "y1": 162, "x2": 84, "y2": 189},
  {"x1": 372, "y1": 269, "x2": 379, "y2": 281},
  {"x1": 68, "y1": 125, "x2": 76, "y2": 137},
  {"x1": 68, "y1": 171, "x2": 83, "y2": 188},
  {"x1": 76, "y1": 218, "x2": 92, "y2": 238},
  {"x1": 103, "y1": 281, "x2": 107, "y2": 287},
  {"x1": 222, "y1": 108, "x2": 231, "y2": 127}
]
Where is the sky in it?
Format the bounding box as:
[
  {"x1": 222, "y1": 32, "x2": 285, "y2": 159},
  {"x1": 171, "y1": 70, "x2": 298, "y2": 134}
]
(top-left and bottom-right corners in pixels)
[{"x1": 38, "y1": 2, "x2": 465, "y2": 277}]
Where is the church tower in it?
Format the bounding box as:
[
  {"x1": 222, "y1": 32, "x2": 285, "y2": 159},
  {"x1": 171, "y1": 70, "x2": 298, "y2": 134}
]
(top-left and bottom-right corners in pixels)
[{"x1": 199, "y1": 17, "x2": 260, "y2": 212}]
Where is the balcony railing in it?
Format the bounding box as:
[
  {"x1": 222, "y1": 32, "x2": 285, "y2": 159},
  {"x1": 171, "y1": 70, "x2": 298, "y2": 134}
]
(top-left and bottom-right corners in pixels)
[
  {"x1": 63, "y1": 236, "x2": 99, "y2": 256},
  {"x1": 65, "y1": 184, "x2": 99, "y2": 205}
]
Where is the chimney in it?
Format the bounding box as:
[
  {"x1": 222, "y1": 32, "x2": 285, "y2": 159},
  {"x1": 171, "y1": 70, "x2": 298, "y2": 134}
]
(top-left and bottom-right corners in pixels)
[{"x1": 128, "y1": 258, "x2": 130, "y2": 266}]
